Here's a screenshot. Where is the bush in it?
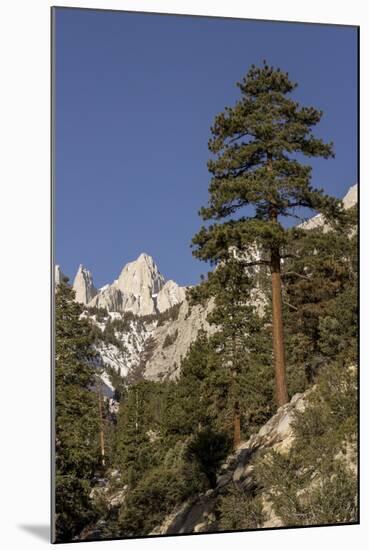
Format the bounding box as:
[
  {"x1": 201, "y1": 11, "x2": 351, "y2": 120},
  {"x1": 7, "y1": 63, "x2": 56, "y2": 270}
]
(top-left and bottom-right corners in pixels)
[
  {"x1": 186, "y1": 426, "x2": 231, "y2": 488},
  {"x1": 217, "y1": 486, "x2": 265, "y2": 530},
  {"x1": 117, "y1": 446, "x2": 206, "y2": 536}
]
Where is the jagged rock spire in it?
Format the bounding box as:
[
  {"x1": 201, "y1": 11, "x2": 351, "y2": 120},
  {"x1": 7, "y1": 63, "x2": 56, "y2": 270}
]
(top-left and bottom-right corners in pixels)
[
  {"x1": 117, "y1": 253, "x2": 165, "y2": 296},
  {"x1": 72, "y1": 264, "x2": 98, "y2": 305},
  {"x1": 88, "y1": 253, "x2": 185, "y2": 316}
]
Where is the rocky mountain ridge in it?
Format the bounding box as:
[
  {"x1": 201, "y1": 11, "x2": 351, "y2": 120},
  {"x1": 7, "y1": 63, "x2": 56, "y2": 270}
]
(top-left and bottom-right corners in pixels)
[
  {"x1": 55, "y1": 253, "x2": 198, "y2": 391},
  {"x1": 71, "y1": 253, "x2": 185, "y2": 317}
]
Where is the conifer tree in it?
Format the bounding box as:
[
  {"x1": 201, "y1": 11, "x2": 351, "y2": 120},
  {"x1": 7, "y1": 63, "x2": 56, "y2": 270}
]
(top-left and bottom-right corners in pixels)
[
  {"x1": 114, "y1": 381, "x2": 167, "y2": 486},
  {"x1": 162, "y1": 331, "x2": 212, "y2": 437},
  {"x1": 190, "y1": 259, "x2": 272, "y2": 448},
  {"x1": 283, "y1": 206, "x2": 358, "y2": 381},
  {"x1": 54, "y1": 281, "x2": 100, "y2": 541},
  {"x1": 192, "y1": 62, "x2": 340, "y2": 406}
]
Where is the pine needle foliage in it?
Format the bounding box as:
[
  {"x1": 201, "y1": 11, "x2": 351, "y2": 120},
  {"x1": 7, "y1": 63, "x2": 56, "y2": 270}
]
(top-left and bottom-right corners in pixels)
[{"x1": 192, "y1": 61, "x2": 340, "y2": 265}]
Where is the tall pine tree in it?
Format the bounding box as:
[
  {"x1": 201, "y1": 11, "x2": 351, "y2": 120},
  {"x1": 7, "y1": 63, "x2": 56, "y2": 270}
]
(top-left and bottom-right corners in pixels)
[{"x1": 192, "y1": 61, "x2": 341, "y2": 406}]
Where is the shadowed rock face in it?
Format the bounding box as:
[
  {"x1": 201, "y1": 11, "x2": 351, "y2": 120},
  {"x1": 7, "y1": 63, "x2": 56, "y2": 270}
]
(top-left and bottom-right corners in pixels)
[{"x1": 88, "y1": 285, "x2": 125, "y2": 312}]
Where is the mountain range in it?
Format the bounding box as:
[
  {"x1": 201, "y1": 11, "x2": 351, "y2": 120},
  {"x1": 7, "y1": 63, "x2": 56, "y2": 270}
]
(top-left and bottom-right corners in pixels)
[{"x1": 57, "y1": 252, "x2": 186, "y2": 317}]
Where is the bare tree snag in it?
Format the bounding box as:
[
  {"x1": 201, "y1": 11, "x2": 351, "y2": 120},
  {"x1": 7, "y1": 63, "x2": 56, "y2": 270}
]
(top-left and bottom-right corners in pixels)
[
  {"x1": 98, "y1": 388, "x2": 106, "y2": 467},
  {"x1": 233, "y1": 401, "x2": 241, "y2": 449},
  {"x1": 270, "y1": 246, "x2": 289, "y2": 406}
]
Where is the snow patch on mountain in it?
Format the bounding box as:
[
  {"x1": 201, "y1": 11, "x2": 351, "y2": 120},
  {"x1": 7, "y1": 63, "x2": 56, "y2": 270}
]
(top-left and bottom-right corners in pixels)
[{"x1": 85, "y1": 310, "x2": 157, "y2": 390}]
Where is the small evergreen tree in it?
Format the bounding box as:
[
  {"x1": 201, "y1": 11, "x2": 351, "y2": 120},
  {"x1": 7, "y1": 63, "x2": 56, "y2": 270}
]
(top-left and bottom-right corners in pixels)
[
  {"x1": 190, "y1": 258, "x2": 272, "y2": 448},
  {"x1": 162, "y1": 331, "x2": 214, "y2": 438},
  {"x1": 113, "y1": 380, "x2": 170, "y2": 486},
  {"x1": 192, "y1": 61, "x2": 341, "y2": 406}
]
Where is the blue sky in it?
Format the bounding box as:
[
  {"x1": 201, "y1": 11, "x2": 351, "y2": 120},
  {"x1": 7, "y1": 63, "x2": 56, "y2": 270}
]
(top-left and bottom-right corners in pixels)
[{"x1": 54, "y1": 8, "x2": 358, "y2": 287}]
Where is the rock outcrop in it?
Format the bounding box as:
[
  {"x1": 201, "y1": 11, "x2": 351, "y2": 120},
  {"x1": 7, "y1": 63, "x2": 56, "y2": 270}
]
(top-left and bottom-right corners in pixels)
[
  {"x1": 156, "y1": 280, "x2": 187, "y2": 313},
  {"x1": 144, "y1": 299, "x2": 215, "y2": 381},
  {"x1": 113, "y1": 253, "x2": 165, "y2": 316},
  {"x1": 55, "y1": 265, "x2": 67, "y2": 285},
  {"x1": 117, "y1": 253, "x2": 165, "y2": 297},
  {"x1": 89, "y1": 285, "x2": 124, "y2": 312},
  {"x1": 72, "y1": 265, "x2": 98, "y2": 305}
]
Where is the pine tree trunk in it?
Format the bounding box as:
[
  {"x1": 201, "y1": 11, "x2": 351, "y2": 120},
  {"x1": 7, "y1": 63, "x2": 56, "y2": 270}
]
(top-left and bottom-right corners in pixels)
[
  {"x1": 233, "y1": 401, "x2": 241, "y2": 449},
  {"x1": 270, "y1": 245, "x2": 289, "y2": 407},
  {"x1": 98, "y1": 389, "x2": 106, "y2": 467}
]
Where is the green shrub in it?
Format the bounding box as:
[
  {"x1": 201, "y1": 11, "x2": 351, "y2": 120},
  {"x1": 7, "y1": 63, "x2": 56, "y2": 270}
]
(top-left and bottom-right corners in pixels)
[
  {"x1": 186, "y1": 427, "x2": 231, "y2": 488},
  {"x1": 217, "y1": 485, "x2": 265, "y2": 530}
]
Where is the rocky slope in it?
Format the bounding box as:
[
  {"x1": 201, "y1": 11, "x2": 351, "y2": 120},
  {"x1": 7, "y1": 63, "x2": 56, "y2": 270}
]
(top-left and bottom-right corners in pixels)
[
  {"x1": 150, "y1": 392, "x2": 308, "y2": 534},
  {"x1": 81, "y1": 391, "x2": 308, "y2": 540},
  {"x1": 83, "y1": 298, "x2": 213, "y2": 392},
  {"x1": 144, "y1": 299, "x2": 215, "y2": 381}
]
